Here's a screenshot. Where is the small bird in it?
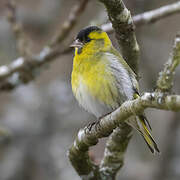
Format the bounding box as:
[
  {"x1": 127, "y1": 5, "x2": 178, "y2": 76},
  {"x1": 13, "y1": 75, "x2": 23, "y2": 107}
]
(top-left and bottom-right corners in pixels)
[{"x1": 71, "y1": 26, "x2": 159, "y2": 153}]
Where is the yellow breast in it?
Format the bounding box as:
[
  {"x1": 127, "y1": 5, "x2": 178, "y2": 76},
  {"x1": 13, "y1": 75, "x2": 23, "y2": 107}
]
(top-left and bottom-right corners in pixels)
[{"x1": 71, "y1": 50, "x2": 119, "y2": 109}]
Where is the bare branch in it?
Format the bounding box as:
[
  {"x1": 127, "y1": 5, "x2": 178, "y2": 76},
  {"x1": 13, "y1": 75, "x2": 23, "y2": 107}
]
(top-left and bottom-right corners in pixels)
[
  {"x1": 102, "y1": 1, "x2": 180, "y2": 33},
  {"x1": 6, "y1": 0, "x2": 29, "y2": 56},
  {"x1": 156, "y1": 33, "x2": 180, "y2": 92},
  {"x1": 133, "y1": 1, "x2": 180, "y2": 26},
  {"x1": 50, "y1": 0, "x2": 90, "y2": 47},
  {"x1": 0, "y1": 46, "x2": 71, "y2": 91}
]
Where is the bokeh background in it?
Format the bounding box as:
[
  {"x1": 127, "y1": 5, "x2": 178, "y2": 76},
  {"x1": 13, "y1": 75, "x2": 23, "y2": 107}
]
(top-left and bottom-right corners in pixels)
[{"x1": 0, "y1": 0, "x2": 180, "y2": 179}]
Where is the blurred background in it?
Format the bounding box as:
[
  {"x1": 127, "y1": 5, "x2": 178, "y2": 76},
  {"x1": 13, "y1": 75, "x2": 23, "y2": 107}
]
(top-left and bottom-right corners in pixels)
[{"x1": 0, "y1": 0, "x2": 180, "y2": 179}]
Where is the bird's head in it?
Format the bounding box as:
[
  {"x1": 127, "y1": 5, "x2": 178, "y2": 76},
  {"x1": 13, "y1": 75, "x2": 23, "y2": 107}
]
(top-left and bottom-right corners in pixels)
[{"x1": 70, "y1": 26, "x2": 112, "y2": 55}]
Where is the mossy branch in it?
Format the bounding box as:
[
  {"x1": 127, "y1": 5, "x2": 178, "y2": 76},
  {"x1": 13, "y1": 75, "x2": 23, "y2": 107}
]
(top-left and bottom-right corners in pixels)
[
  {"x1": 97, "y1": 1, "x2": 140, "y2": 179},
  {"x1": 99, "y1": 0, "x2": 140, "y2": 73},
  {"x1": 157, "y1": 33, "x2": 180, "y2": 92},
  {"x1": 68, "y1": 91, "x2": 180, "y2": 179},
  {"x1": 99, "y1": 125, "x2": 132, "y2": 179}
]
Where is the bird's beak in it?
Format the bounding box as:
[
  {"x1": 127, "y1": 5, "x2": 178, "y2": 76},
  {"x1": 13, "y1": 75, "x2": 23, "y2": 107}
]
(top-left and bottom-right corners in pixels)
[{"x1": 70, "y1": 39, "x2": 83, "y2": 48}]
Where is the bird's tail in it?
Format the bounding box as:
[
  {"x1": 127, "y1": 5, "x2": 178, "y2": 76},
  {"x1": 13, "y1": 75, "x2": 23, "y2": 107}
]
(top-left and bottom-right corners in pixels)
[
  {"x1": 131, "y1": 92, "x2": 160, "y2": 153},
  {"x1": 137, "y1": 115, "x2": 160, "y2": 154}
]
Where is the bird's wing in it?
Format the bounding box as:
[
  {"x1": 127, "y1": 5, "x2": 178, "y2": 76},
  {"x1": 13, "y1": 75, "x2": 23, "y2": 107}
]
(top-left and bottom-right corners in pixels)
[
  {"x1": 109, "y1": 47, "x2": 139, "y2": 93},
  {"x1": 103, "y1": 51, "x2": 138, "y2": 101}
]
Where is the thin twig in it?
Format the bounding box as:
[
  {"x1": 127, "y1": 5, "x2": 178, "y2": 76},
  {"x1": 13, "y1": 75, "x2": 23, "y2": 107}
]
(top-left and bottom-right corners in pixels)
[
  {"x1": 102, "y1": 1, "x2": 180, "y2": 33},
  {"x1": 134, "y1": 1, "x2": 180, "y2": 26},
  {"x1": 156, "y1": 33, "x2": 180, "y2": 92},
  {"x1": 50, "y1": 0, "x2": 90, "y2": 47},
  {"x1": 6, "y1": 0, "x2": 29, "y2": 56}
]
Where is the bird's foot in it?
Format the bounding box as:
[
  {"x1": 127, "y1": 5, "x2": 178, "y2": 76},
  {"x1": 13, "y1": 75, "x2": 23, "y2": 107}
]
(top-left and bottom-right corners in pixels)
[
  {"x1": 86, "y1": 112, "x2": 113, "y2": 132},
  {"x1": 86, "y1": 121, "x2": 96, "y2": 131},
  {"x1": 86, "y1": 119, "x2": 101, "y2": 132}
]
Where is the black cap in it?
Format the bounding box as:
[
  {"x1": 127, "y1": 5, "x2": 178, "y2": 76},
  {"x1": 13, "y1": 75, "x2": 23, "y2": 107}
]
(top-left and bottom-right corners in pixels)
[{"x1": 76, "y1": 26, "x2": 102, "y2": 43}]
